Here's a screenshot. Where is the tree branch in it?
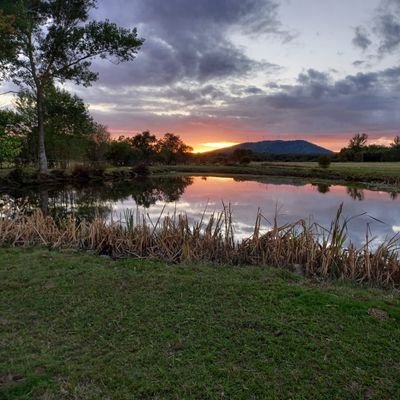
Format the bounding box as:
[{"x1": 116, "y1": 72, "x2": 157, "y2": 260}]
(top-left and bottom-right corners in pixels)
[{"x1": 0, "y1": 90, "x2": 18, "y2": 96}]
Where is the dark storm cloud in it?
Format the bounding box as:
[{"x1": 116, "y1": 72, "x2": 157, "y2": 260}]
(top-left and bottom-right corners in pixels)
[
  {"x1": 89, "y1": 0, "x2": 288, "y2": 86},
  {"x1": 218, "y1": 67, "x2": 400, "y2": 134}
]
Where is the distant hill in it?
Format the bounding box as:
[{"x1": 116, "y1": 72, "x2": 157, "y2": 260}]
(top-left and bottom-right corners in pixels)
[{"x1": 210, "y1": 140, "x2": 333, "y2": 155}]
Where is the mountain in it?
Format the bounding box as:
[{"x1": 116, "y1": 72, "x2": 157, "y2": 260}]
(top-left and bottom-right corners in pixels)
[{"x1": 212, "y1": 140, "x2": 333, "y2": 155}]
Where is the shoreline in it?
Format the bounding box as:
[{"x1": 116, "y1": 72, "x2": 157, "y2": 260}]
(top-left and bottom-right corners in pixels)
[{"x1": 0, "y1": 162, "x2": 399, "y2": 192}]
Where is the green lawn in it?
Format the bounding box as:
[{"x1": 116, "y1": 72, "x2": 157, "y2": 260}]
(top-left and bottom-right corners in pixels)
[
  {"x1": 258, "y1": 162, "x2": 400, "y2": 177},
  {"x1": 1, "y1": 249, "x2": 400, "y2": 399},
  {"x1": 151, "y1": 162, "x2": 400, "y2": 187}
]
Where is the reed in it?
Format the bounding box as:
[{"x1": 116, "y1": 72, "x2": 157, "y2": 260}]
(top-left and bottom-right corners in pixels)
[{"x1": 0, "y1": 205, "x2": 399, "y2": 288}]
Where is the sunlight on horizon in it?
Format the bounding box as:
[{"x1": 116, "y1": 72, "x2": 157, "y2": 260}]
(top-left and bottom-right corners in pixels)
[{"x1": 194, "y1": 142, "x2": 240, "y2": 153}]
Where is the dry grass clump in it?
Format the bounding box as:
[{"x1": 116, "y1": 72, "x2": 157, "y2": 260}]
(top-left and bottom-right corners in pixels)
[{"x1": 0, "y1": 205, "x2": 399, "y2": 288}]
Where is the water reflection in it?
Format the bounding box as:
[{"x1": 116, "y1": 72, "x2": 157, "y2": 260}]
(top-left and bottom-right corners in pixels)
[
  {"x1": 346, "y1": 187, "x2": 365, "y2": 201},
  {"x1": 1, "y1": 175, "x2": 400, "y2": 247},
  {"x1": 0, "y1": 176, "x2": 194, "y2": 221}
]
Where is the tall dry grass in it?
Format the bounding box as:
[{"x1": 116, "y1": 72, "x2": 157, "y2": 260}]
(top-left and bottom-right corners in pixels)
[{"x1": 0, "y1": 205, "x2": 399, "y2": 288}]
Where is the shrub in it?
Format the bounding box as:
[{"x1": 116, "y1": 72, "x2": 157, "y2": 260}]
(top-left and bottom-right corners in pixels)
[
  {"x1": 318, "y1": 155, "x2": 331, "y2": 169},
  {"x1": 50, "y1": 169, "x2": 67, "y2": 180},
  {"x1": 71, "y1": 164, "x2": 105, "y2": 181},
  {"x1": 131, "y1": 163, "x2": 150, "y2": 177},
  {"x1": 6, "y1": 167, "x2": 25, "y2": 183}
]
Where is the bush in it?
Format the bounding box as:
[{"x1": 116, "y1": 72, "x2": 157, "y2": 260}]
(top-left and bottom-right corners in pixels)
[
  {"x1": 50, "y1": 169, "x2": 67, "y2": 180},
  {"x1": 5, "y1": 167, "x2": 26, "y2": 183},
  {"x1": 318, "y1": 155, "x2": 331, "y2": 169},
  {"x1": 71, "y1": 164, "x2": 105, "y2": 181},
  {"x1": 131, "y1": 163, "x2": 150, "y2": 177}
]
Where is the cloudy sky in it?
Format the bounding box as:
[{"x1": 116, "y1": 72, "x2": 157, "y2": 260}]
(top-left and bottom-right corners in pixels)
[{"x1": 3, "y1": 0, "x2": 400, "y2": 152}]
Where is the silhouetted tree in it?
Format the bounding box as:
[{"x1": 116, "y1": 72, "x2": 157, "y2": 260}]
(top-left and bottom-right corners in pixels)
[
  {"x1": 391, "y1": 136, "x2": 400, "y2": 149},
  {"x1": 130, "y1": 131, "x2": 157, "y2": 162},
  {"x1": 106, "y1": 136, "x2": 140, "y2": 166},
  {"x1": 349, "y1": 133, "x2": 368, "y2": 151},
  {"x1": 318, "y1": 155, "x2": 331, "y2": 169},
  {"x1": 157, "y1": 133, "x2": 193, "y2": 164}
]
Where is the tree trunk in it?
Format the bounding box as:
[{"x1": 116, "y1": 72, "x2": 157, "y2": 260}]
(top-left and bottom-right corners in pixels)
[
  {"x1": 39, "y1": 188, "x2": 49, "y2": 215},
  {"x1": 36, "y1": 86, "x2": 48, "y2": 175}
]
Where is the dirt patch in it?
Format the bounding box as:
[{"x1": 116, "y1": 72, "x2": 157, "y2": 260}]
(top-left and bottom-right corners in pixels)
[
  {"x1": 368, "y1": 308, "x2": 389, "y2": 320},
  {"x1": 0, "y1": 373, "x2": 25, "y2": 386}
]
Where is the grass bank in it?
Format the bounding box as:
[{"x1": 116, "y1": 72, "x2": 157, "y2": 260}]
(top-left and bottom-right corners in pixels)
[
  {"x1": 1, "y1": 161, "x2": 400, "y2": 190},
  {"x1": 152, "y1": 162, "x2": 400, "y2": 188},
  {"x1": 1, "y1": 208, "x2": 400, "y2": 288},
  {"x1": 1, "y1": 248, "x2": 400, "y2": 399}
]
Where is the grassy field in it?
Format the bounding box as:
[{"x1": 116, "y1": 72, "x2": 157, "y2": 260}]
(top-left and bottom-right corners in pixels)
[
  {"x1": 1, "y1": 249, "x2": 400, "y2": 399},
  {"x1": 2, "y1": 162, "x2": 400, "y2": 189},
  {"x1": 259, "y1": 162, "x2": 400, "y2": 176},
  {"x1": 150, "y1": 162, "x2": 400, "y2": 189}
]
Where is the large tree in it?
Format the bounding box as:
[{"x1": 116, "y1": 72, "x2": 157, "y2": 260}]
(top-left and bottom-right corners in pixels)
[
  {"x1": 0, "y1": 0, "x2": 143, "y2": 174},
  {"x1": 130, "y1": 131, "x2": 157, "y2": 162},
  {"x1": 348, "y1": 133, "x2": 368, "y2": 151},
  {"x1": 157, "y1": 133, "x2": 193, "y2": 165}
]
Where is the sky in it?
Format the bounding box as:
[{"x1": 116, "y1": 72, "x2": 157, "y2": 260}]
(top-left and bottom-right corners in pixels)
[{"x1": 2, "y1": 0, "x2": 400, "y2": 152}]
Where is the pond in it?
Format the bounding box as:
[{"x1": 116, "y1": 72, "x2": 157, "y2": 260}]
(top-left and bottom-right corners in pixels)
[{"x1": 1, "y1": 175, "x2": 399, "y2": 247}]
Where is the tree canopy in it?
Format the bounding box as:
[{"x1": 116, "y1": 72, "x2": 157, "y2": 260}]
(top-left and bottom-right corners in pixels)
[{"x1": 0, "y1": 109, "x2": 23, "y2": 163}]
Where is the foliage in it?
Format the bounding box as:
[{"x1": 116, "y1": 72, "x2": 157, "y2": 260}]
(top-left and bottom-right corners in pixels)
[
  {"x1": 86, "y1": 123, "x2": 111, "y2": 163},
  {"x1": 391, "y1": 136, "x2": 400, "y2": 149},
  {"x1": 131, "y1": 163, "x2": 150, "y2": 177},
  {"x1": 348, "y1": 133, "x2": 368, "y2": 151},
  {"x1": 71, "y1": 164, "x2": 105, "y2": 181},
  {"x1": 157, "y1": 132, "x2": 193, "y2": 164},
  {"x1": 16, "y1": 86, "x2": 100, "y2": 166},
  {"x1": 0, "y1": 109, "x2": 23, "y2": 163},
  {"x1": 105, "y1": 132, "x2": 193, "y2": 166},
  {"x1": 130, "y1": 131, "x2": 157, "y2": 161},
  {"x1": 106, "y1": 136, "x2": 141, "y2": 166},
  {"x1": 318, "y1": 155, "x2": 331, "y2": 169},
  {"x1": 339, "y1": 134, "x2": 400, "y2": 162},
  {"x1": 0, "y1": 0, "x2": 143, "y2": 173}
]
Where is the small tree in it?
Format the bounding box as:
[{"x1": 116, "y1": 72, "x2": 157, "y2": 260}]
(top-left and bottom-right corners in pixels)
[
  {"x1": 348, "y1": 133, "x2": 368, "y2": 151},
  {"x1": 391, "y1": 136, "x2": 400, "y2": 149},
  {"x1": 0, "y1": 0, "x2": 143, "y2": 174},
  {"x1": 157, "y1": 133, "x2": 193, "y2": 165},
  {"x1": 318, "y1": 155, "x2": 331, "y2": 169}
]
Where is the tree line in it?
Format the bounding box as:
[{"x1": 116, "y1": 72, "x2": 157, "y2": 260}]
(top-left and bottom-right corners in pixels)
[{"x1": 338, "y1": 133, "x2": 400, "y2": 162}]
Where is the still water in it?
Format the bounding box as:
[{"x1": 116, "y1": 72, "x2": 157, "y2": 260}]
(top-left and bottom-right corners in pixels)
[{"x1": 1, "y1": 175, "x2": 400, "y2": 247}]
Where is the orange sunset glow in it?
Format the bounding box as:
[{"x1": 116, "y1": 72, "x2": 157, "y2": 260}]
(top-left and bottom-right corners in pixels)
[{"x1": 193, "y1": 142, "x2": 240, "y2": 153}]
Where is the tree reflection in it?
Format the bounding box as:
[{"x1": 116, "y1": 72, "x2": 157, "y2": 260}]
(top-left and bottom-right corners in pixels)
[
  {"x1": 347, "y1": 187, "x2": 365, "y2": 201},
  {"x1": 0, "y1": 176, "x2": 194, "y2": 221},
  {"x1": 315, "y1": 183, "x2": 330, "y2": 194}
]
